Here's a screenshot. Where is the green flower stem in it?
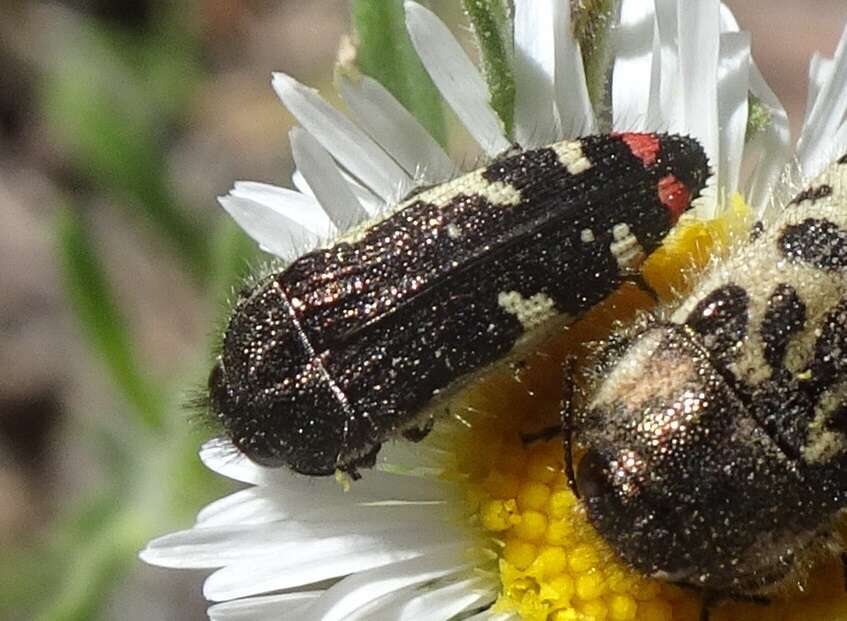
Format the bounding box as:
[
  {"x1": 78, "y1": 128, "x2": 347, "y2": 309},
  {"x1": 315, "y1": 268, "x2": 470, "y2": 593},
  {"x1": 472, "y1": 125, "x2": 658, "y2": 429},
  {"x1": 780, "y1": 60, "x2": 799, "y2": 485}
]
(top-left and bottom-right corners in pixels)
[
  {"x1": 462, "y1": 0, "x2": 515, "y2": 136},
  {"x1": 572, "y1": 0, "x2": 620, "y2": 112}
]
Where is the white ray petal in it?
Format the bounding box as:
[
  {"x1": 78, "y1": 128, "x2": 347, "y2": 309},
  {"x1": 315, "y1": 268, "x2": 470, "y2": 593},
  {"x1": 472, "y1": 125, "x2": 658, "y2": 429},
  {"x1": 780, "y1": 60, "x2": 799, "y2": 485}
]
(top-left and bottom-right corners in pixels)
[
  {"x1": 291, "y1": 168, "x2": 314, "y2": 197},
  {"x1": 716, "y1": 0, "x2": 789, "y2": 212},
  {"x1": 196, "y1": 483, "x2": 455, "y2": 530},
  {"x1": 718, "y1": 2, "x2": 741, "y2": 31},
  {"x1": 798, "y1": 20, "x2": 847, "y2": 176},
  {"x1": 805, "y1": 54, "x2": 834, "y2": 128},
  {"x1": 386, "y1": 576, "x2": 495, "y2": 621},
  {"x1": 228, "y1": 182, "x2": 332, "y2": 236},
  {"x1": 218, "y1": 185, "x2": 332, "y2": 260},
  {"x1": 196, "y1": 488, "x2": 282, "y2": 527},
  {"x1": 404, "y1": 1, "x2": 510, "y2": 156},
  {"x1": 653, "y1": 0, "x2": 681, "y2": 127},
  {"x1": 204, "y1": 530, "x2": 471, "y2": 601},
  {"x1": 293, "y1": 168, "x2": 384, "y2": 216},
  {"x1": 208, "y1": 592, "x2": 322, "y2": 621},
  {"x1": 296, "y1": 544, "x2": 473, "y2": 621},
  {"x1": 512, "y1": 0, "x2": 559, "y2": 147},
  {"x1": 612, "y1": 0, "x2": 658, "y2": 131},
  {"x1": 716, "y1": 31, "x2": 750, "y2": 201},
  {"x1": 343, "y1": 577, "x2": 491, "y2": 621},
  {"x1": 290, "y1": 127, "x2": 369, "y2": 230},
  {"x1": 553, "y1": 2, "x2": 595, "y2": 136},
  {"x1": 272, "y1": 72, "x2": 412, "y2": 203},
  {"x1": 144, "y1": 506, "x2": 466, "y2": 571},
  {"x1": 338, "y1": 74, "x2": 455, "y2": 184},
  {"x1": 676, "y1": 0, "x2": 720, "y2": 191}
]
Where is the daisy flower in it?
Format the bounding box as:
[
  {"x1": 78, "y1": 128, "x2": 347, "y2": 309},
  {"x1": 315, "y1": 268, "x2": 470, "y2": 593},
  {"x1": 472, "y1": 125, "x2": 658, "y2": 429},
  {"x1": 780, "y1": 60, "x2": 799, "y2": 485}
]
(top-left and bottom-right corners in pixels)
[{"x1": 142, "y1": 1, "x2": 847, "y2": 620}]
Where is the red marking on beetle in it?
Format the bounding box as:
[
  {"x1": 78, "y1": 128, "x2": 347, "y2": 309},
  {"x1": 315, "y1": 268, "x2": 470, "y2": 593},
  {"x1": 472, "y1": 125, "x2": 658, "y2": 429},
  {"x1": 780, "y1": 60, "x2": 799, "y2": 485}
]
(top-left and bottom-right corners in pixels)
[
  {"x1": 616, "y1": 132, "x2": 661, "y2": 167},
  {"x1": 658, "y1": 175, "x2": 691, "y2": 224}
]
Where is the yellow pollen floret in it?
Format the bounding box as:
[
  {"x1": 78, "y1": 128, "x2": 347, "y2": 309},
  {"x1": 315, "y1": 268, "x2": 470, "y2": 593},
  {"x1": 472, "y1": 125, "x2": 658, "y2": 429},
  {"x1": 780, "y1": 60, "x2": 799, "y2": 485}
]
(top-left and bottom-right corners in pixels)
[
  {"x1": 576, "y1": 570, "x2": 607, "y2": 600},
  {"x1": 481, "y1": 498, "x2": 519, "y2": 531},
  {"x1": 548, "y1": 489, "x2": 577, "y2": 519},
  {"x1": 504, "y1": 536, "x2": 539, "y2": 571},
  {"x1": 609, "y1": 594, "x2": 639, "y2": 620},
  {"x1": 517, "y1": 481, "x2": 552, "y2": 512},
  {"x1": 439, "y1": 198, "x2": 847, "y2": 620},
  {"x1": 536, "y1": 546, "x2": 569, "y2": 578},
  {"x1": 513, "y1": 510, "x2": 549, "y2": 542},
  {"x1": 568, "y1": 544, "x2": 600, "y2": 573},
  {"x1": 579, "y1": 599, "x2": 609, "y2": 619}
]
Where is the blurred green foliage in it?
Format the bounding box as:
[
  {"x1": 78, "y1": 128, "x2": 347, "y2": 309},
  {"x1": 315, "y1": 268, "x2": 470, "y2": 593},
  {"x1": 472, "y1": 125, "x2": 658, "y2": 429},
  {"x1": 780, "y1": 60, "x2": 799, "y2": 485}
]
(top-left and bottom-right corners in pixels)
[
  {"x1": 58, "y1": 208, "x2": 165, "y2": 430},
  {"x1": 41, "y1": 8, "x2": 210, "y2": 281}
]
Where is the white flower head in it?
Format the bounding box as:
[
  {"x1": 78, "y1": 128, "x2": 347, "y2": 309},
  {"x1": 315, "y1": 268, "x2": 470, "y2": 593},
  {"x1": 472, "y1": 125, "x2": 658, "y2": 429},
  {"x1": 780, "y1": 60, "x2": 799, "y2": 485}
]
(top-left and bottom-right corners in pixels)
[{"x1": 142, "y1": 1, "x2": 847, "y2": 619}]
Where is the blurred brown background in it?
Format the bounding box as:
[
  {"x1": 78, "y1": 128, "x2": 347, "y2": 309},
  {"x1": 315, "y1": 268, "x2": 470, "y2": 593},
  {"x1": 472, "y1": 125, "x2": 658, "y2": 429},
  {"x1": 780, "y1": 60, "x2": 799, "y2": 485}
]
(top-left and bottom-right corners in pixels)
[{"x1": 0, "y1": 1, "x2": 845, "y2": 619}]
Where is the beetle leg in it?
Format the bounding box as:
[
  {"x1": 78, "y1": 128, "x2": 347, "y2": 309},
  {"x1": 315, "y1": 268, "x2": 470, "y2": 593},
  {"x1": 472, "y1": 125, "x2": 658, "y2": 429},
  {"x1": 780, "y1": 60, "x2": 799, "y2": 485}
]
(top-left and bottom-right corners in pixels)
[{"x1": 561, "y1": 356, "x2": 579, "y2": 496}]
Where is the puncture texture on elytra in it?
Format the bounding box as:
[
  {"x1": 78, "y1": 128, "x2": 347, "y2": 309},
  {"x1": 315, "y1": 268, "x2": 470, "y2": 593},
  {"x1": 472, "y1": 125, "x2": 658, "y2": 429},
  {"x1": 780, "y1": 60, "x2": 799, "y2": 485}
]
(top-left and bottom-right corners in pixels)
[{"x1": 208, "y1": 133, "x2": 710, "y2": 477}]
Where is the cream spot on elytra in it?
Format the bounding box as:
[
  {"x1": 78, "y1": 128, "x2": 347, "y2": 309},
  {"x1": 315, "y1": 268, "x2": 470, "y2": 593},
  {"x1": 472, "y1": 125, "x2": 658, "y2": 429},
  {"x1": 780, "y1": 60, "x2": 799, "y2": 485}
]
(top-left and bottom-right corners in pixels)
[
  {"x1": 551, "y1": 140, "x2": 593, "y2": 175},
  {"x1": 497, "y1": 290, "x2": 557, "y2": 331},
  {"x1": 612, "y1": 223, "x2": 631, "y2": 241},
  {"x1": 427, "y1": 169, "x2": 522, "y2": 208},
  {"x1": 609, "y1": 222, "x2": 644, "y2": 269}
]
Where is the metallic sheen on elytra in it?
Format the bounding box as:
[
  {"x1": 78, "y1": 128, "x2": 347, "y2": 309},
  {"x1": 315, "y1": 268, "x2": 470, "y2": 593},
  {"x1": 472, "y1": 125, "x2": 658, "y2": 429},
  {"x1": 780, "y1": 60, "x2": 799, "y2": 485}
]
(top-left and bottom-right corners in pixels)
[{"x1": 209, "y1": 133, "x2": 709, "y2": 476}]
